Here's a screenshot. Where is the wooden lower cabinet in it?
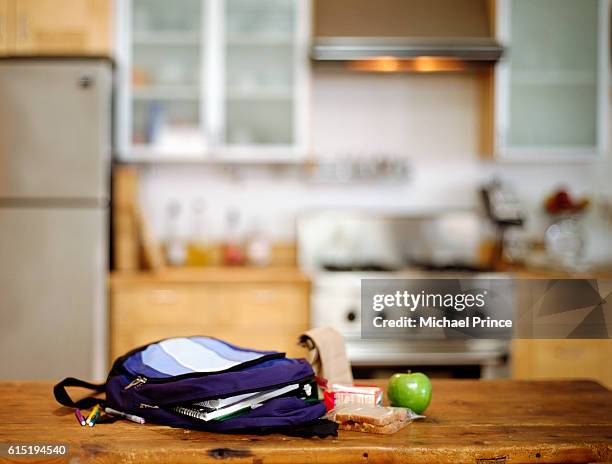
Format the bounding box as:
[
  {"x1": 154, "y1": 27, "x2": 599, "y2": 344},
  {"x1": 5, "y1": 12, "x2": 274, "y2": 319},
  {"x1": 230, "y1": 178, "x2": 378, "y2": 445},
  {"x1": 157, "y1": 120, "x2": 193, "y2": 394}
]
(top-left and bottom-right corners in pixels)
[
  {"x1": 512, "y1": 339, "x2": 612, "y2": 388},
  {"x1": 110, "y1": 277, "x2": 310, "y2": 363}
]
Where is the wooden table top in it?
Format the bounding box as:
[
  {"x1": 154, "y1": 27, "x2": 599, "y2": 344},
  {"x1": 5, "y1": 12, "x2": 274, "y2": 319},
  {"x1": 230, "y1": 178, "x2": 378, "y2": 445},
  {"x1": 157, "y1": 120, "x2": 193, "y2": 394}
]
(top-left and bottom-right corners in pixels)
[{"x1": 0, "y1": 380, "x2": 611, "y2": 463}]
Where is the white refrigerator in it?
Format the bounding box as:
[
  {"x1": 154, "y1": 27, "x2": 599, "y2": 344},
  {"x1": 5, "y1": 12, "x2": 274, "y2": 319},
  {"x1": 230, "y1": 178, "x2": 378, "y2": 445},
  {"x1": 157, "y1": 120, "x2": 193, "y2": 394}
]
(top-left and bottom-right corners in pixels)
[{"x1": 0, "y1": 58, "x2": 111, "y2": 380}]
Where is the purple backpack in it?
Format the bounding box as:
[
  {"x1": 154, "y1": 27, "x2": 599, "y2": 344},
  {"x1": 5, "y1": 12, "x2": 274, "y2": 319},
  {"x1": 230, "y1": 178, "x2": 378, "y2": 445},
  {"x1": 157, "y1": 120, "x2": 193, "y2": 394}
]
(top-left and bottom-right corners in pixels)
[{"x1": 54, "y1": 336, "x2": 326, "y2": 432}]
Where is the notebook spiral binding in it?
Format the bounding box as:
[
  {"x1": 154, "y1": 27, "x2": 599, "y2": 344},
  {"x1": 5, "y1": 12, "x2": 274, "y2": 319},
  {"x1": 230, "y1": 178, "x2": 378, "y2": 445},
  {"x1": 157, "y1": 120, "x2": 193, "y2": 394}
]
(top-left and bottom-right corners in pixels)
[{"x1": 172, "y1": 406, "x2": 209, "y2": 421}]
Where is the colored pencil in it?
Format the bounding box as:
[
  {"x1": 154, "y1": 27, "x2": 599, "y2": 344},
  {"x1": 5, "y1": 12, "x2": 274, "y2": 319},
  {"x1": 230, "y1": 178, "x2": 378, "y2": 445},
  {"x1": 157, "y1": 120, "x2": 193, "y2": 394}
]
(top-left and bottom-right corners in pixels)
[
  {"x1": 87, "y1": 409, "x2": 101, "y2": 427},
  {"x1": 85, "y1": 404, "x2": 100, "y2": 426},
  {"x1": 74, "y1": 409, "x2": 86, "y2": 426}
]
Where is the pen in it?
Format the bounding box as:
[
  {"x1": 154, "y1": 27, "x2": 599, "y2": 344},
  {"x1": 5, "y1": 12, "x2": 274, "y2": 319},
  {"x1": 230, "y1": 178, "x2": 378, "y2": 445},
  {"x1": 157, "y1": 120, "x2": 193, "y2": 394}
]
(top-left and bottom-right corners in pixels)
[
  {"x1": 74, "y1": 408, "x2": 86, "y2": 426},
  {"x1": 104, "y1": 407, "x2": 146, "y2": 424},
  {"x1": 85, "y1": 404, "x2": 100, "y2": 426}
]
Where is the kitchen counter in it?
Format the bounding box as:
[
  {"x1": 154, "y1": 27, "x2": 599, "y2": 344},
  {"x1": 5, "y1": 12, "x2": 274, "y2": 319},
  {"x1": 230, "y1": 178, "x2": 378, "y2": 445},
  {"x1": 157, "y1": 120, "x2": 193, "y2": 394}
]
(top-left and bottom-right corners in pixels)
[
  {"x1": 109, "y1": 266, "x2": 310, "y2": 286},
  {"x1": 514, "y1": 268, "x2": 612, "y2": 279},
  {"x1": 108, "y1": 265, "x2": 612, "y2": 287},
  {"x1": 1, "y1": 380, "x2": 611, "y2": 463}
]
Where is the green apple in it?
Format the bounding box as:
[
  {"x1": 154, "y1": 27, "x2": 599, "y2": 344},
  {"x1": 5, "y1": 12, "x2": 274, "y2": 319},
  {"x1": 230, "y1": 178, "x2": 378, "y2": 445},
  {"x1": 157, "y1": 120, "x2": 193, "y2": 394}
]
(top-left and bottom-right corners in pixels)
[{"x1": 387, "y1": 372, "x2": 432, "y2": 414}]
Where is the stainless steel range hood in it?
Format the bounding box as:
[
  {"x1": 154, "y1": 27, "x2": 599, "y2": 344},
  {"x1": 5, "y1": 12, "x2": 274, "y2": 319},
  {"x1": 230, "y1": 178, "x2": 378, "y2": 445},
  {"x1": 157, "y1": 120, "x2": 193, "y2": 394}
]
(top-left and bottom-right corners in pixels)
[{"x1": 312, "y1": 0, "x2": 503, "y2": 65}]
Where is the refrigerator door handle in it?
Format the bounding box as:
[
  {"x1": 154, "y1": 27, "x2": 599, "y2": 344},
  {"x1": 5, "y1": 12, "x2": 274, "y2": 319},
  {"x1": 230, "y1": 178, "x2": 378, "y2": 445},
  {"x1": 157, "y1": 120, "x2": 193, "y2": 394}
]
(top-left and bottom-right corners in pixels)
[{"x1": 78, "y1": 74, "x2": 95, "y2": 89}]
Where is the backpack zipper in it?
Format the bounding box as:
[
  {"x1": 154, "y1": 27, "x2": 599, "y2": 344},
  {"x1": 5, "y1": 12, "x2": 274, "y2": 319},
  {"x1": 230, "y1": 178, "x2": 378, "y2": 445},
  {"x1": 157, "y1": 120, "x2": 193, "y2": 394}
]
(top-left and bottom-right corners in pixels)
[
  {"x1": 165, "y1": 376, "x2": 316, "y2": 406},
  {"x1": 124, "y1": 376, "x2": 148, "y2": 390},
  {"x1": 121, "y1": 352, "x2": 300, "y2": 396},
  {"x1": 168, "y1": 377, "x2": 318, "y2": 422},
  {"x1": 109, "y1": 336, "x2": 286, "y2": 379},
  {"x1": 119, "y1": 352, "x2": 286, "y2": 387}
]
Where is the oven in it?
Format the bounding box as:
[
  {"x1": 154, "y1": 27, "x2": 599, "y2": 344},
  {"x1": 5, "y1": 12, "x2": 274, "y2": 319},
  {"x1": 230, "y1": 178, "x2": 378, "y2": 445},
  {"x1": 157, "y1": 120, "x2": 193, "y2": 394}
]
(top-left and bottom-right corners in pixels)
[{"x1": 298, "y1": 210, "x2": 511, "y2": 379}]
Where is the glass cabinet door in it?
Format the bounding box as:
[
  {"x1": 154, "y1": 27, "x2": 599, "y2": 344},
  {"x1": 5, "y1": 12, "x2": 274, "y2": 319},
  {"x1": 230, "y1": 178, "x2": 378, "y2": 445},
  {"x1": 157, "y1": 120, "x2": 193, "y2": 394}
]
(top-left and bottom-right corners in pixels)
[
  {"x1": 223, "y1": 0, "x2": 300, "y2": 149},
  {"x1": 116, "y1": 0, "x2": 309, "y2": 160},
  {"x1": 129, "y1": 0, "x2": 206, "y2": 157},
  {"x1": 496, "y1": 0, "x2": 607, "y2": 158}
]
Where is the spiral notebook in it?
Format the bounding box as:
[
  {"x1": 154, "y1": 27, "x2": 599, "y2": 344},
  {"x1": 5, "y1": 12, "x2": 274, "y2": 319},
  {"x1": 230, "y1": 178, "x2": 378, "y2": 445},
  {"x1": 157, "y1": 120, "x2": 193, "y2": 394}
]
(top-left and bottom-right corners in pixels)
[{"x1": 172, "y1": 383, "x2": 301, "y2": 422}]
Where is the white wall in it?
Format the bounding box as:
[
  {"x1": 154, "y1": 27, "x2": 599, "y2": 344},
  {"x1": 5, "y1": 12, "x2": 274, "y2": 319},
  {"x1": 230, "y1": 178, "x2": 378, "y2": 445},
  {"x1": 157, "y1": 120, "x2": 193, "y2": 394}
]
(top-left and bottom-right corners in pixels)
[
  {"x1": 311, "y1": 67, "x2": 482, "y2": 161},
  {"x1": 139, "y1": 67, "x2": 612, "y2": 264}
]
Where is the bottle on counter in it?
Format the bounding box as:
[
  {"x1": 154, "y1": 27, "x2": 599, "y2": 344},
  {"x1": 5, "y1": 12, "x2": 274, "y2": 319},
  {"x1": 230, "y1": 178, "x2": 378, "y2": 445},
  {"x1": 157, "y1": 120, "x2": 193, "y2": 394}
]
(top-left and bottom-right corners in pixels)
[
  {"x1": 185, "y1": 198, "x2": 214, "y2": 267},
  {"x1": 246, "y1": 218, "x2": 271, "y2": 267},
  {"x1": 164, "y1": 200, "x2": 186, "y2": 266},
  {"x1": 222, "y1": 208, "x2": 246, "y2": 266}
]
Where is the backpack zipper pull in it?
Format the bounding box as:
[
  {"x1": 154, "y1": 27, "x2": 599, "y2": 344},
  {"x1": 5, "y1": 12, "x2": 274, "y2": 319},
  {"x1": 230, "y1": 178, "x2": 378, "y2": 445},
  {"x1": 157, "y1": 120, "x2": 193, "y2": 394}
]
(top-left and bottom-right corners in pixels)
[
  {"x1": 139, "y1": 403, "x2": 159, "y2": 409},
  {"x1": 124, "y1": 376, "x2": 147, "y2": 390}
]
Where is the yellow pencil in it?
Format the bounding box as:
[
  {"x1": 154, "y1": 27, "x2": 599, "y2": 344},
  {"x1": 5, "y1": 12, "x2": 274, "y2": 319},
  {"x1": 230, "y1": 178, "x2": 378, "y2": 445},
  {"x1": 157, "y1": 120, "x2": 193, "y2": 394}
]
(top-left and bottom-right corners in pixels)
[{"x1": 85, "y1": 405, "x2": 100, "y2": 426}]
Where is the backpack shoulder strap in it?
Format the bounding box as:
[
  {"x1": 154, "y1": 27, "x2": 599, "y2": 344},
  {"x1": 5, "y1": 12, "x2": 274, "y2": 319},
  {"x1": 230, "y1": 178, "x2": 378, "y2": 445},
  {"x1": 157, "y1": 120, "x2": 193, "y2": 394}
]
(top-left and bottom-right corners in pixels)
[{"x1": 53, "y1": 377, "x2": 106, "y2": 409}]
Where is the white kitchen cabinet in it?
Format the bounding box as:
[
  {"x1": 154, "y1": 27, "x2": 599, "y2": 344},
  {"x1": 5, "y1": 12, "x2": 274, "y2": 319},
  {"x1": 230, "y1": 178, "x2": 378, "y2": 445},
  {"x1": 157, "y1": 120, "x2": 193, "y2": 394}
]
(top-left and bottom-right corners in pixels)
[
  {"x1": 115, "y1": 0, "x2": 309, "y2": 162},
  {"x1": 494, "y1": 0, "x2": 609, "y2": 160}
]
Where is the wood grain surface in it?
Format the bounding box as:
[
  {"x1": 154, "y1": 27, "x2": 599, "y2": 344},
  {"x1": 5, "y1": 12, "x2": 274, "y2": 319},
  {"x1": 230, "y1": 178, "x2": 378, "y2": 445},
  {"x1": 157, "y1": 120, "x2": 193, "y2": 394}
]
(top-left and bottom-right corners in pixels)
[
  {"x1": 109, "y1": 271, "x2": 311, "y2": 360},
  {"x1": 109, "y1": 267, "x2": 310, "y2": 285},
  {"x1": 0, "y1": 380, "x2": 610, "y2": 463}
]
